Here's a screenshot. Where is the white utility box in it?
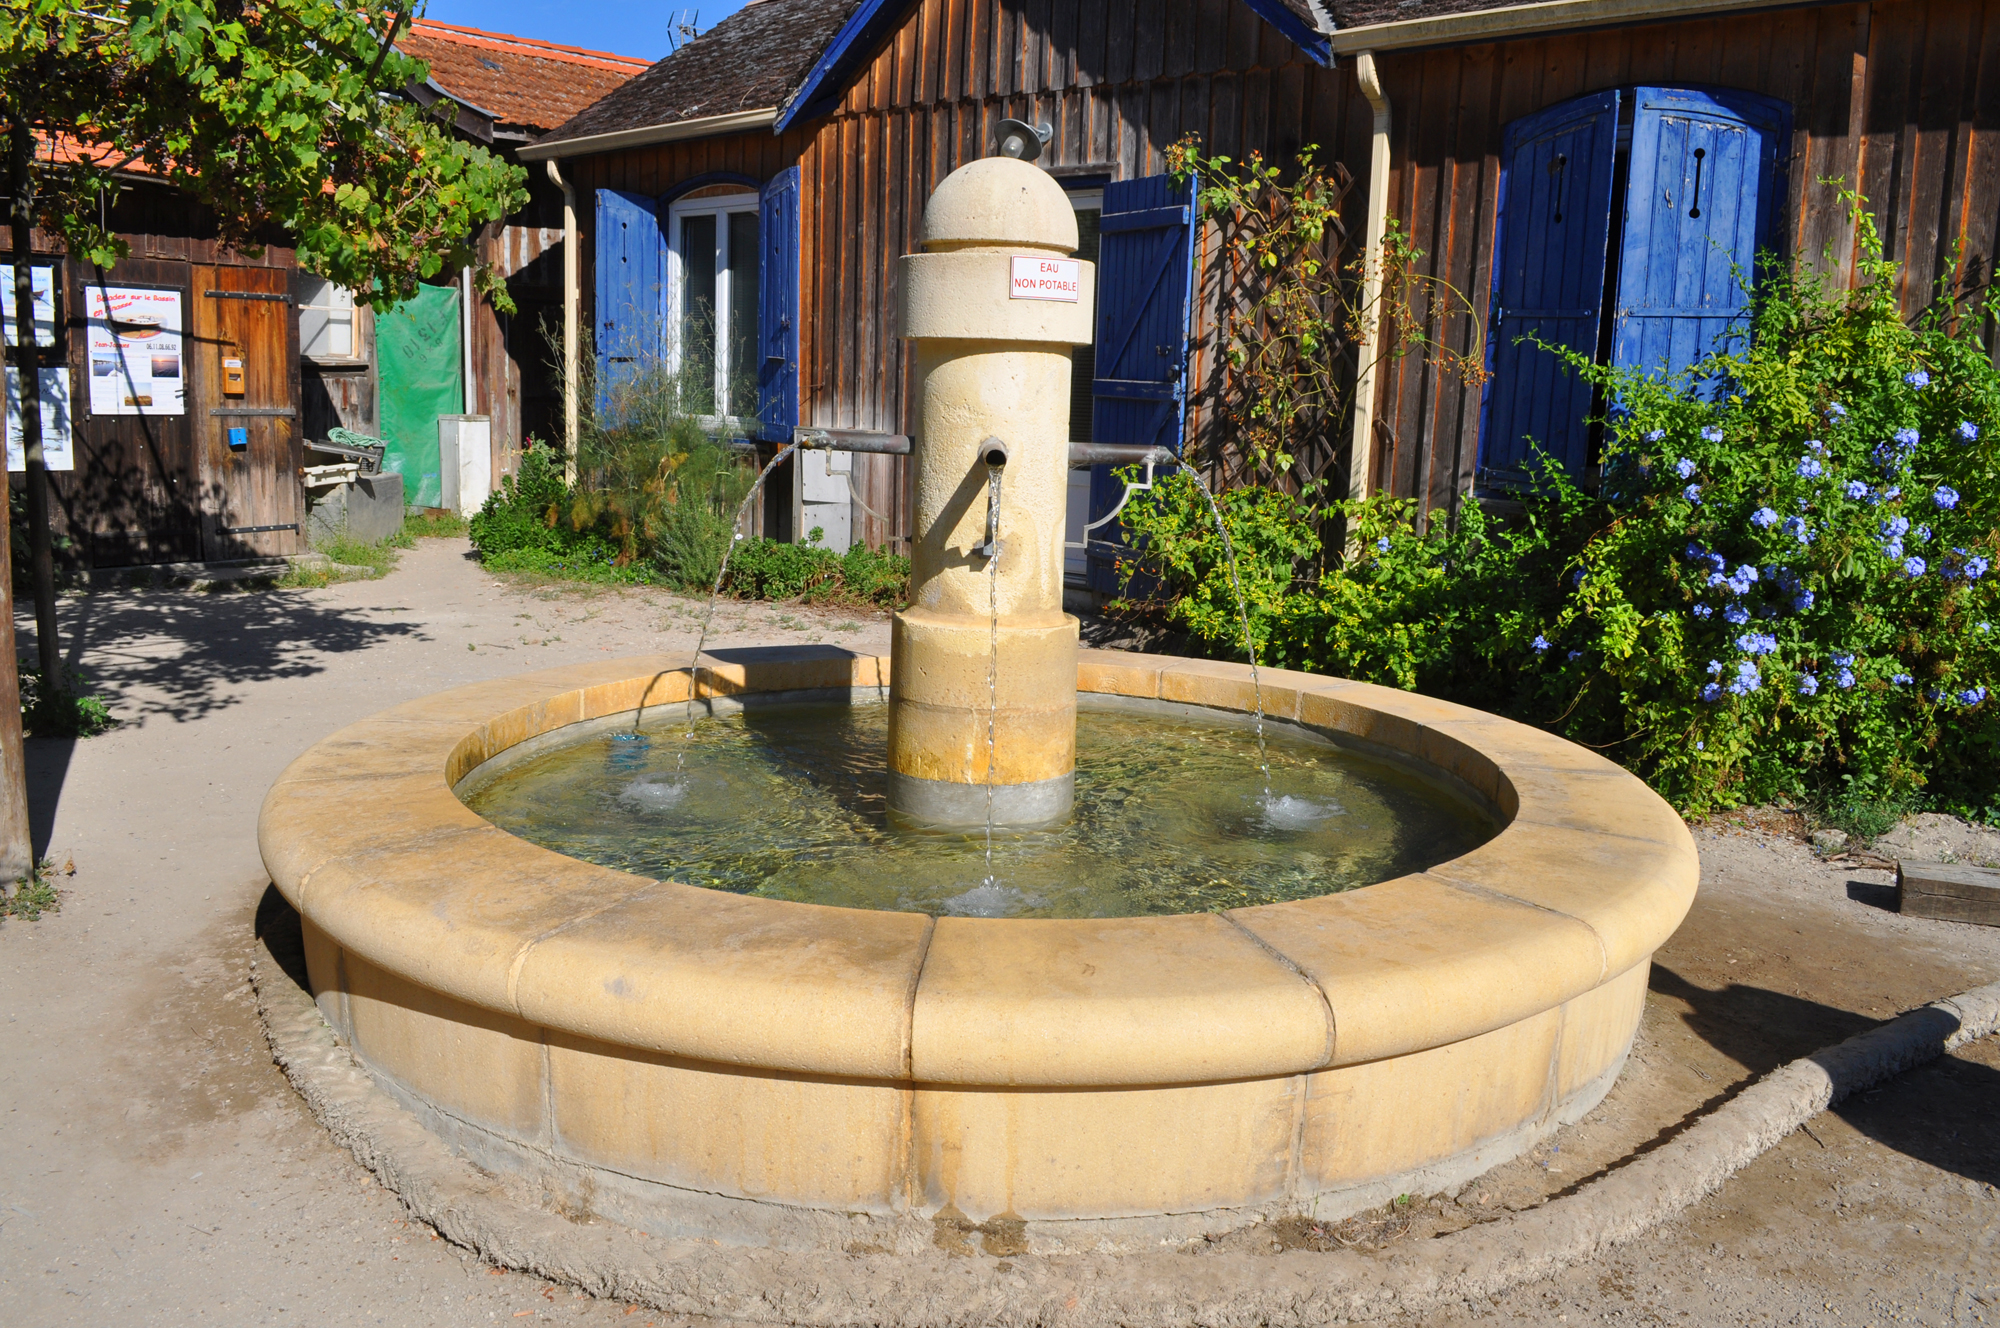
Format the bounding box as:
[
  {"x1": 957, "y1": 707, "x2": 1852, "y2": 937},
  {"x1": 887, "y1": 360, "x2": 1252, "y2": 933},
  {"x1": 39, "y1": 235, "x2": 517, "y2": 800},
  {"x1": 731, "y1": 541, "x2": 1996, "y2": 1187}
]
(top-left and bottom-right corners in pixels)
[
  {"x1": 797, "y1": 447, "x2": 853, "y2": 553},
  {"x1": 437, "y1": 414, "x2": 492, "y2": 518}
]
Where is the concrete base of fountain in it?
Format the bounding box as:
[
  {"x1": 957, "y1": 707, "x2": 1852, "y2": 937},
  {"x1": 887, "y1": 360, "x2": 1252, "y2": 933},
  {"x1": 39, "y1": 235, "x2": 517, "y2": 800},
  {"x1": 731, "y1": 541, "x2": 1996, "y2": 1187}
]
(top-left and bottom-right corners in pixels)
[{"x1": 259, "y1": 646, "x2": 1696, "y2": 1250}]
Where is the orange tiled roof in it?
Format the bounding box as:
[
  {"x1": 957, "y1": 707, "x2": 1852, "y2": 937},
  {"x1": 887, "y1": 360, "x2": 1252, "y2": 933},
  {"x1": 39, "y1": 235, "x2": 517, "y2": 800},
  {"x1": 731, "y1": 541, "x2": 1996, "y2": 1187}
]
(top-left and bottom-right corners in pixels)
[{"x1": 398, "y1": 19, "x2": 651, "y2": 134}]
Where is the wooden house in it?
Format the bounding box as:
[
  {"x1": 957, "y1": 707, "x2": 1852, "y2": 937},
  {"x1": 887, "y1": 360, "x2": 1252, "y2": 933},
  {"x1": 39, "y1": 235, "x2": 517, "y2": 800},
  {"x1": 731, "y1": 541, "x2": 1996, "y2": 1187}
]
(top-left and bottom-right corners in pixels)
[{"x1": 524, "y1": 0, "x2": 2000, "y2": 586}]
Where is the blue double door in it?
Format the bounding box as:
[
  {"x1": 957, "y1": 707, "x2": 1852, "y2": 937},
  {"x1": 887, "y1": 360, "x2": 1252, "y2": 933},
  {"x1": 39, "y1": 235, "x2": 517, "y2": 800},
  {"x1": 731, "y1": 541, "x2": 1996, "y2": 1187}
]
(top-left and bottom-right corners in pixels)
[{"x1": 1480, "y1": 86, "x2": 1791, "y2": 485}]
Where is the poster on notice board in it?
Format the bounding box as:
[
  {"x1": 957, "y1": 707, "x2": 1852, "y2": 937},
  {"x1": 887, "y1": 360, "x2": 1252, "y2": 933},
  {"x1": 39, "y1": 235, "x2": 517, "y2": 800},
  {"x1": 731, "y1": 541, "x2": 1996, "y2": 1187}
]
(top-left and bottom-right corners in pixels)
[
  {"x1": 85, "y1": 285, "x2": 184, "y2": 416},
  {"x1": 5, "y1": 367, "x2": 75, "y2": 471},
  {"x1": 0, "y1": 264, "x2": 57, "y2": 347}
]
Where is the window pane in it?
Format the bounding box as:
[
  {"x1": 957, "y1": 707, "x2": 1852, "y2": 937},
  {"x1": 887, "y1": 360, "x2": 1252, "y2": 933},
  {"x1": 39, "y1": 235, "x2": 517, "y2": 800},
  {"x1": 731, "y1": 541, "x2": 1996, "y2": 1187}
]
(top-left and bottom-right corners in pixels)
[
  {"x1": 680, "y1": 213, "x2": 718, "y2": 415},
  {"x1": 1068, "y1": 207, "x2": 1101, "y2": 442},
  {"x1": 727, "y1": 210, "x2": 760, "y2": 421}
]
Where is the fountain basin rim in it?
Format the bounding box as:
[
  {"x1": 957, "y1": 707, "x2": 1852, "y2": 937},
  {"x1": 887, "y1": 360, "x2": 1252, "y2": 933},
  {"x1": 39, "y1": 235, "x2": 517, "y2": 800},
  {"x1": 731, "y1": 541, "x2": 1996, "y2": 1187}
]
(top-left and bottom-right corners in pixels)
[{"x1": 258, "y1": 646, "x2": 1697, "y2": 1089}]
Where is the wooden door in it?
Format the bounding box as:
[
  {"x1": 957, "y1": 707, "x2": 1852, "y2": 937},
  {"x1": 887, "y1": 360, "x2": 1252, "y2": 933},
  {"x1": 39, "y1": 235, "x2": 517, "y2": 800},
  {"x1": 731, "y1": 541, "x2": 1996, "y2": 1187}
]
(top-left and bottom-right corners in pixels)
[
  {"x1": 191, "y1": 265, "x2": 303, "y2": 559},
  {"x1": 52, "y1": 258, "x2": 204, "y2": 567}
]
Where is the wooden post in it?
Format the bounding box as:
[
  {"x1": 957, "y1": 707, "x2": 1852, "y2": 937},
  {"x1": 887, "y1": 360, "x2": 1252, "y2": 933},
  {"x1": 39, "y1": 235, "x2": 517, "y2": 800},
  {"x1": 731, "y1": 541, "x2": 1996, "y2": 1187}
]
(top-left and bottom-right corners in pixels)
[
  {"x1": 9, "y1": 119, "x2": 59, "y2": 695},
  {"x1": 0, "y1": 121, "x2": 36, "y2": 887}
]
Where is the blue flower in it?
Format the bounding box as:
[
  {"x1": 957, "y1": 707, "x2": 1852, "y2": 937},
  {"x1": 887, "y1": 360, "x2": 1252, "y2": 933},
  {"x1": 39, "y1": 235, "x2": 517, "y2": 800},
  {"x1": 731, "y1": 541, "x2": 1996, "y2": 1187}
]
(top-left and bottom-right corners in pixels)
[
  {"x1": 1958, "y1": 420, "x2": 1979, "y2": 442},
  {"x1": 1645, "y1": 429, "x2": 1665, "y2": 443},
  {"x1": 1885, "y1": 485, "x2": 1902, "y2": 502},
  {"x1": 1736, "y1": 631, "x2": 1779, "y2": 656},
  {"x1": 1962, "y1": 686, "x2": 1991, "y2": 706},
  {"x1": 1695, "y1": 741, "x2": 1705, "y2": 751},
  {"x1": 1796, "y1": 457, "x2": 1824, "y2": 479},
  {"x1": 1723, "y1": 604, "x2": 1750, "y2": 625},
  {"x1": 1827, "y1": 402, "x2": 1848, "y2": 421},
  {"x1": 1738, "y1": 564, "x2": 1761, "y2": 584},
  {"x1": 1751, "y1": 506, "x2": 1779, "y2": 528},
  {"x1": 1692, "y1": 603, "x2": 1714, "y2": 620},
  {"x1": 1905, "y1": 369, "x2": 1931, "y2": 389},
  {"x1": 1966, "y1": 555, "x2": 1990, "y2": 581},
  {"x1": 1833, "y1": 653, "x2": 1854, "y2": 667},
  {"x1": 1893, "y1": 672, "x2": 1914, "y2": 685},
  {"x1": 1567, "y1": 650, "x2": 1582, "y2": 661},
  {"x1": 1934, "y1": 485, "x2": 1960, "y2": 510},
  {"x1": 1728, "y1": 661, "x2": 1763, "y2": 695},
  {"x1": 1798, "y1": 673, "x2": 1819, "y2": 697},
  {"x1": 1700, "y1": 682, "x2": 1724, "y2": 703},
  {"x1": 1804, "y1": 438, "x2": 1825, "y2": 454},
  {"x1": 1707, "y1": 571, "x2": 1729, "y2": 589},
  {"x1": 1916, "y1": 524, "x2": 1932, "y2": 543},
  {"x1": 1896, "y1": 426, "x2": 1919, "y2": 447},
  {"x1": 1700, "y1": 427, "x2": 1724, "y2": 443},
  {"x1": 1793, "y1": 589, "x2": 1815, "y2": 612},
  {"x1": 1531, "y1": 635, "x2": 1550, "y2": 654},
  {"x1": 1707, "y1": 660, "x2": 1725, "y2": 676},
  {"x1": 1683, "y1": 484, "x2": 1703, "y2": 504},
  {"x1": 1884, "y1": 539, "x2": 1905, "y2": 560},
  {"x1": 1904, "y1": 555, "x2": 1927, "y2": 578},
  {"x1": 1676, "y1": 457, "x2": 1697, "y2": 479},
  {"x1": 1881, "y1": 515, "x2": 1911, "y2": 539},
  {"x1": 1375, "y1": 536, "x2": 1391, "y2": 552},
  {"x1": 1836, "y1": 668, "x2": 1857, "y2": 690},
  {"x1": 1844, "y1": 479, "x2": 1870, "y2": 501},
  {"x1": 1783, "y1": 515, "x2": 1813, "y2": 545}
]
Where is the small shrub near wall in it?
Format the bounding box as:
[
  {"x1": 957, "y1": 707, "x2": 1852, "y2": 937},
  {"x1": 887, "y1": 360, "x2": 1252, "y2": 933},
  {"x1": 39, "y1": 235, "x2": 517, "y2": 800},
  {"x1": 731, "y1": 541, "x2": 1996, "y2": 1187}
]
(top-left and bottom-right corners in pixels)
[{"x1": 1117, "y1": 211, "x2": 1998, "y2": 820}]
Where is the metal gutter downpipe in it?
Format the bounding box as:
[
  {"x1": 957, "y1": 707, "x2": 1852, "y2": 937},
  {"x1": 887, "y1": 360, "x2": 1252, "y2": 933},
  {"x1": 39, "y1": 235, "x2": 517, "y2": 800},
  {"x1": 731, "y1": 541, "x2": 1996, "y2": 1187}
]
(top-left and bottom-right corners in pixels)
[
  {"x1": 1348, "y1": 51, "x2": 1392, "y2": 509},
  {"x1": 546, "y1": 158, "x2": 581, "y2": 486}
]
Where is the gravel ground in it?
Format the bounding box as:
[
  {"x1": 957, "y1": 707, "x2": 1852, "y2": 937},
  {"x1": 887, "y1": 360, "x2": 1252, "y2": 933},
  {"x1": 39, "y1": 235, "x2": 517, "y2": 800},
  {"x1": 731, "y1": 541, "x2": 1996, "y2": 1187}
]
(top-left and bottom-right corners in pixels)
[{"x1": 1, "y1": 536, "x2": 1996, "y2": 1327}]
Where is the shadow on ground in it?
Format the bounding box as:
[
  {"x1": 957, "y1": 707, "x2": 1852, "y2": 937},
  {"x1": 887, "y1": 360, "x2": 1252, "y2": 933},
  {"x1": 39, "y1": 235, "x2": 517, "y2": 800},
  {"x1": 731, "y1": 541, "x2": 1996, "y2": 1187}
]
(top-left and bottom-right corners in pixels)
[
  {"x1": 18, "y1": 588, "x2": 426, "y2": 853},
  {"x1": 1652, "y1": 963, "x2": 2000, "y2": 1187}
]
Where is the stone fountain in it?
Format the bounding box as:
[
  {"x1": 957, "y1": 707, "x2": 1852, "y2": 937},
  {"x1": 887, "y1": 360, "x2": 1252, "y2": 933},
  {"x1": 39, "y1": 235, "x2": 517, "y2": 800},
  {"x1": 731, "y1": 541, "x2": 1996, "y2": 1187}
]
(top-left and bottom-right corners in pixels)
[{"x1": 259, "y1": 158, "x2": 1697, "y2": 1252}]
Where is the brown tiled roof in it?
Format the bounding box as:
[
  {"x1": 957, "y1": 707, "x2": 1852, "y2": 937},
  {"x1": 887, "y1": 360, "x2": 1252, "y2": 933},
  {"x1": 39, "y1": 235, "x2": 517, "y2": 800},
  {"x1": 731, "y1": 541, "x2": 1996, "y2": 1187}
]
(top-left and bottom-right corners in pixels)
[
  {"x1": 534, "y1": 0, "x2": 867, "y2": 149},
  {"x1": 400, "y1": 20, "x2": 651, "y2": 134}
]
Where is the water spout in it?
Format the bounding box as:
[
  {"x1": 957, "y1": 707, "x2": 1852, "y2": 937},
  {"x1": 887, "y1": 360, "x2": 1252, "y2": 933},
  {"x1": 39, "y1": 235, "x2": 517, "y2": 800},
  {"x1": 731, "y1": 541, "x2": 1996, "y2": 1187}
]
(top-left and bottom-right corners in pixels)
[
  {"x1": 981, "y1": 457, "x2": 1004, "y2": 888},
  {"x1": 1182, "y1": 467, "x2": 1270, "y2": 798}
]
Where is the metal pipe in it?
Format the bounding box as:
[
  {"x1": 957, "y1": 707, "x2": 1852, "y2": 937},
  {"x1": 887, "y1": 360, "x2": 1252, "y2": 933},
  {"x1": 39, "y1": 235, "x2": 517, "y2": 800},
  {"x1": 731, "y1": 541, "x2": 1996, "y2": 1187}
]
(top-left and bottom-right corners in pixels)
[
  {"x1": 1066, "y1": 442, "x2": 1174, "y2": 470},
  {"x1": 1349, "y1": 51, "x2": 1392, "y2": 509},
  {"x1": 545, "y1": 158, "x2": 580, "y2": 486},
  {"x1": 792, "y1": 428, "x2": 912, "y2": 455},
  {"x1": 459, "y1": 265, "x2": 475, "y2": 417}
]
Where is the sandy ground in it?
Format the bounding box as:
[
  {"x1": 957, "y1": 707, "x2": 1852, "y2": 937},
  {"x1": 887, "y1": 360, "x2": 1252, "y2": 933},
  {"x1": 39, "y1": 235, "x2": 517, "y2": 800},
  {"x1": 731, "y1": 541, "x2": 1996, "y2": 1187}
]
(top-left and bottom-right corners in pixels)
[{"x1": 1, "y1": 536, "x2": 1997, "y2": 1327}]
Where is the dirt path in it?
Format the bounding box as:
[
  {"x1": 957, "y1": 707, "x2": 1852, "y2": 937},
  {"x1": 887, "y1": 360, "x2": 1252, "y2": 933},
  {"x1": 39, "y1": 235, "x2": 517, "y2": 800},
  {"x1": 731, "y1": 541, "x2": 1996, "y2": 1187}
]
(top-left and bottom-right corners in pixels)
[{"x1": 1, "y1": 538, "x2": 1995, "y2": 1327}]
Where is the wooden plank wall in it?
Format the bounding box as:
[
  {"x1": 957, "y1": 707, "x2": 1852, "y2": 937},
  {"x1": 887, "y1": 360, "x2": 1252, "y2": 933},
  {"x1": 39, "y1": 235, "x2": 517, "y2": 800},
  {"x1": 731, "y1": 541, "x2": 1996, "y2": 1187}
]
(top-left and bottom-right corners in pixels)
[
  {"x1": 568, "y1": 0, "x2": 2000, "y2": 545},
  {"x1": 22, "y1": 183, "x2": 303, "y2": 568},
  {"x1": 473, "y1": 165, "x2": 573, "y2": 475},
  {"x1": 1373, "y1": 0, "x2": 2000, "y2": 529},
  {"x1": 800, "y1": 0, "x2": 1368, "y2": 501}
]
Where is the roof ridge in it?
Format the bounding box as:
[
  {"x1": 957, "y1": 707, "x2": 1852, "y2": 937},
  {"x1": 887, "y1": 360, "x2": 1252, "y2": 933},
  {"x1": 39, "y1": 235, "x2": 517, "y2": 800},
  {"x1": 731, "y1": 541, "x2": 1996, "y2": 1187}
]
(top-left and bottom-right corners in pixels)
[{"x1": 403, "y1": 18, "x2": 652, "y2": 70}]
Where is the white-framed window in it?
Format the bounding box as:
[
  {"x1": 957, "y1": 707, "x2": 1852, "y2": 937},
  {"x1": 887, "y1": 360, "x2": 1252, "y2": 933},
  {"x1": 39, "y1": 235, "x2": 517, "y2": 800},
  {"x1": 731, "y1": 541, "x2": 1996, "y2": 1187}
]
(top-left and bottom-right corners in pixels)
[
  {"x1": 666, "y1": 190, "x2": 760, "y2": 423},
  {"x1": 297, "y1": 276, "x2": 361, "y2": 362}
]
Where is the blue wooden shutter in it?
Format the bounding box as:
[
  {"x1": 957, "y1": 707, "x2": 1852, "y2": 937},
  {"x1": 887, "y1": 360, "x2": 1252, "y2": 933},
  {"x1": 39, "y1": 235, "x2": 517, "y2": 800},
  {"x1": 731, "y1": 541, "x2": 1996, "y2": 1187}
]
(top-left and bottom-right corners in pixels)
[
  {"x1": 1087, "y1": 173, "x2": 1196, "y2": 591},
  {"x1": 593, "y1": 188, "x2": 662, "y2": 421},
  {"x1": 757, "y1": 167, "x2": 801, "y2": 443},
  {"x1": 1612, "y1": 87, "x2": 1789, "y2": 387},
  {"x1": 1478, "y1": 90, "x2": 1621, "y2": 483}
]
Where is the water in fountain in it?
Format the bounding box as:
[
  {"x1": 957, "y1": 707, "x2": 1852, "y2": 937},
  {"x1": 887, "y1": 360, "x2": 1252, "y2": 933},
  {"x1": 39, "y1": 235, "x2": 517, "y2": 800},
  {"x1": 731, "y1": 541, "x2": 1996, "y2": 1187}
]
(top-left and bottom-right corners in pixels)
[{"x1": 462, "y1": 695, "x2": 1494, "y2": 918}]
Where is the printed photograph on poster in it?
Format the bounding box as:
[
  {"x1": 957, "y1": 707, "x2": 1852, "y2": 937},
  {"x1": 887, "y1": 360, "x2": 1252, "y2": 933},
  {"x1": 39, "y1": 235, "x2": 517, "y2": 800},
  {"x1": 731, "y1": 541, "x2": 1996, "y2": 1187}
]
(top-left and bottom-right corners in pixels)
[
  {"x1": 84, "y1": 285, "x2": 184, "y2": 416},
  {"x1": 0, "y1": 265, "x2": 57, "y2": 347},
  {"x1": 5, "y1": 366, "x2": 74, "y2": 471}
]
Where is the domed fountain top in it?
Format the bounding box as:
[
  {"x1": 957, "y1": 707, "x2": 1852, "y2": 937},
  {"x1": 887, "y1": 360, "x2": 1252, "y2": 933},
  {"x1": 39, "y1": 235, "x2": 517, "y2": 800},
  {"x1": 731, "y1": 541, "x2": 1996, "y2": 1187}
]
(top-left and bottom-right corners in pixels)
[{"x1": 918, "y1": 156, "x2": 1079, "y2": 254}]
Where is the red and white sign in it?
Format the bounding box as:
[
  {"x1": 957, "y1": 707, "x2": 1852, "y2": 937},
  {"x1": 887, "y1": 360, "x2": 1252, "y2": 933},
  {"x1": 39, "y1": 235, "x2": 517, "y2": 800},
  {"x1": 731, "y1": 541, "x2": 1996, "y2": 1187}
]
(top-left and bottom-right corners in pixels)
[{"x1": 1009, "y1": 255, "x2": 1081, "y2": 302}]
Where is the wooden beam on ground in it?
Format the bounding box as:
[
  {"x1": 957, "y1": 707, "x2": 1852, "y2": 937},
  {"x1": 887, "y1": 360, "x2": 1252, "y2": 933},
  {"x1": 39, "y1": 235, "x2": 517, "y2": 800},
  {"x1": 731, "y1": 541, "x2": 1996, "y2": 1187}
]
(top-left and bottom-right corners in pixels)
[{"x1": 1898, "y1": 860, "x2": 2000, "y2": 927}]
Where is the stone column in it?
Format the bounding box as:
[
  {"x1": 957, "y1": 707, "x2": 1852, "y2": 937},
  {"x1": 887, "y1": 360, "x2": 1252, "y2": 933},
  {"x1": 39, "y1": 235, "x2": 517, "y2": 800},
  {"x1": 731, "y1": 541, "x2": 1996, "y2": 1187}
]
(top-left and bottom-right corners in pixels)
[{"x1": 889, "y1": 158, "x2": 1094, "y2": 826}]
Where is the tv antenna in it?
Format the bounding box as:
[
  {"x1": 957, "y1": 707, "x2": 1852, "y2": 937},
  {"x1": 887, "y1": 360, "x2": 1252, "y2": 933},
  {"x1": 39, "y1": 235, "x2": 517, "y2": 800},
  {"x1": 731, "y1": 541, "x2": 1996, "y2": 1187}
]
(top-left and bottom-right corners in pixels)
[{"x1": 666, "y1": 9, "x2": 700, "y2": 51}]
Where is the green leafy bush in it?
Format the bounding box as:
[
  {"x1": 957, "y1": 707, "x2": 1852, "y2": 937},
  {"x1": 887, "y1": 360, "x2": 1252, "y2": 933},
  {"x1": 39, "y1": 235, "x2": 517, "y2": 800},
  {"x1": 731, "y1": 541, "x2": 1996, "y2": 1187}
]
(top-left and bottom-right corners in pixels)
[
  {"x1": 1117, "y1": 211, "x2": 1998, "y2": 819},
  {"x1": 726, "y1": 529, "x2": 910, "y2": 608},
  {"x1": 19, "y1": 659, "x2": 115, "y2": 738}
]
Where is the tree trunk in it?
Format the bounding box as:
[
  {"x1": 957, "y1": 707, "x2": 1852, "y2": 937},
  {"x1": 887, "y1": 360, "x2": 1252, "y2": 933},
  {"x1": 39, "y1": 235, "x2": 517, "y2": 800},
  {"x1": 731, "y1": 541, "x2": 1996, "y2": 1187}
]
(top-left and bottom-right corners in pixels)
[
  {"x1": 9, "y1": 119, "x2": 58, "y2": 695},
  {"x1": 0, "y1": 118, "x2": 38, "y2": 886}
]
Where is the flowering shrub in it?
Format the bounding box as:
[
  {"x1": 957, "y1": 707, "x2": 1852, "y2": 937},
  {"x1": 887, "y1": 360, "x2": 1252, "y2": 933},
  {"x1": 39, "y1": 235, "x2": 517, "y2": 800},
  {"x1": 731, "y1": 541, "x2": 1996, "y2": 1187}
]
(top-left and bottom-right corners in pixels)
[{"x1": 1115, "y1": 209, "x2": 1998, "y2": 818}]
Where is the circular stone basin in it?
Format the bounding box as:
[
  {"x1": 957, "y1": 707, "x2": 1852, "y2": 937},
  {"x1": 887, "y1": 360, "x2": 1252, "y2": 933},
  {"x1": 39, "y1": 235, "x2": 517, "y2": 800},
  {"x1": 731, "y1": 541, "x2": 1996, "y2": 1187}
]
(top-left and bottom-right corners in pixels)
[
  {"x1": 459, "y1": 695, "x2": 1497, "y2": 918},
  {"x1": 259, "y1": 647, "x2": 1698, "y2": 1250}
]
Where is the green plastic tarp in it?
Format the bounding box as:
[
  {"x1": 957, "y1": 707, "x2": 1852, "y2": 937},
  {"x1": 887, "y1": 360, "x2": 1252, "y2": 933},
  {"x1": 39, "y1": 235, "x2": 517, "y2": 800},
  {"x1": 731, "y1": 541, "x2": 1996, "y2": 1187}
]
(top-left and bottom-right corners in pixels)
[{"x1": 375, "y1": 283, "x2": 462, "y2": 509}]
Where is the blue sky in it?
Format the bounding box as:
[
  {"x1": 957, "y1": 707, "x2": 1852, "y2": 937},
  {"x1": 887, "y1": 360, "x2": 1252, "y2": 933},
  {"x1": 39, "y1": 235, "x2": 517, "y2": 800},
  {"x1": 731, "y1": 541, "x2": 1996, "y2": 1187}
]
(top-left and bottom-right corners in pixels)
[{"x1": 419, "y1": 0, "x2": 751, "y2": 62}]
